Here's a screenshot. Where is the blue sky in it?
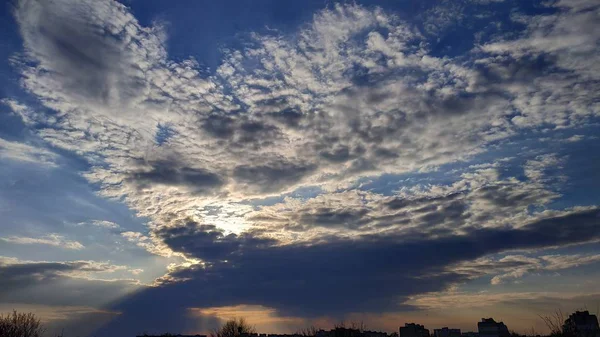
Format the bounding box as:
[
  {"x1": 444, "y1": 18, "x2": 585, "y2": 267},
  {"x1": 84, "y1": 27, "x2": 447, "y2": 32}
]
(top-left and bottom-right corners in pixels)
[{"x1": 1, "y1": 0, "x2": 600, "y2": 336}]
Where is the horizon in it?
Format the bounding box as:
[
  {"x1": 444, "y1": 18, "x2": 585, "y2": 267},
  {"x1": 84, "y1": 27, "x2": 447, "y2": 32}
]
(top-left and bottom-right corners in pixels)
[
  {"x1": 0, "y1": 0, "x2": 599, "y2": 336},
  {"x1": 126, "y1": 313, "x2": 596, "y2": 336}
]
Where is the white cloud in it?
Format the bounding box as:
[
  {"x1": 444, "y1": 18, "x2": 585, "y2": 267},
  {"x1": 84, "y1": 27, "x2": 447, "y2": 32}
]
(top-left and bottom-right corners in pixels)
[
  {"x1": 120, "y1": 231, "x2": 178, "y2": 258},
  {"x1": 565, "y1": 135, "x2": 584, "y2": 142},
  {"x1": 0, "y1": 137, "x2": 58, "y2": 166},
  {"x1": 1, "y1": 234, "x2": 84, "y2": 250},
  {"x1": 408, "y1": 290, "x2": 599, "y2": 310},
  {"x1": 449, "y1": 253, "x2": 600, "y2": 285},
  {"x1": 78, "y1": 220, "x2": 120, "y2": 229},
  {"x1": 480, "y1": 0, "x2": 600, "y2": 128},
  {"x1": 523, "y1": 154, "x2": 566, "y2": 184}
]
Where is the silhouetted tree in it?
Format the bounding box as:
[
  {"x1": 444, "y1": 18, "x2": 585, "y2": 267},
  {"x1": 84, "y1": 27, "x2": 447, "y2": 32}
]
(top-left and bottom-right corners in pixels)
[
  {"x1": 297, "y1": 326, "x2": 320, "y2": 337},
  {"x1": 210, "y1": 318, "x2": 256, "y2": 337},
  {"x1": 524, "y1": 326, "x2": 537, "y2": 337},
  {"x1": 334, "y1": 321, "x2": 366, "y2": 332},
  {"x1": 539, "y1": 309, "x2": 565, "y2": 337},
  {"x1": 0, "y1": 311, "x2": 46, "y2": 337},
  {"x1": 331, "y1": 321, "x2": 366, "y2": 337}
]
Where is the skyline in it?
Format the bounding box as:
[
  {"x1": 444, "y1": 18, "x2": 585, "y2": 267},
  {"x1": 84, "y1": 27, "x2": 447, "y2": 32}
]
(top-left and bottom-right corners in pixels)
[{"x1": 1, "y1": 0, "x2": 600, "y2": 336}]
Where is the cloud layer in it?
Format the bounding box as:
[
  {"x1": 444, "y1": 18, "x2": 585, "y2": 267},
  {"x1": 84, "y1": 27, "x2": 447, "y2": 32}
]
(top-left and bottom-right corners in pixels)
[{"x1": 4, "y1": 0, "x2": 600, "y2": 334}]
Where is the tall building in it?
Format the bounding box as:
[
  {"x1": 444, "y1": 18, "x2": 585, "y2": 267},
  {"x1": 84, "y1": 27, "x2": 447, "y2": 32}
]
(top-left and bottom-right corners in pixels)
[
  {"x1": 563, "y1": 311, "x2": 600, "y2": 337},
  {"x1": 477, "y1": 318, "x2": 509, "y2": 337},
  {"x1": 400, "y1": 323, "x2": 430, "y2": 337},
  {"x1": 434, "y1": 327, "x2": 461, "y2": 337}
]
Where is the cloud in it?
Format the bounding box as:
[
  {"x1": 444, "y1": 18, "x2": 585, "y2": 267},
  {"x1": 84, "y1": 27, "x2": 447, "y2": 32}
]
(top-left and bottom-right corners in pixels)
[
  {"x1": 5, "y1": 0, "x2": 486, "y2": 206},
  {"x1": 12, "y1": 0, "x2": 598, "y2": 241},
  {"x1": 450, "y1": 253, "x2": 600, "y2": 285},
  {"x1": 243, "y1": 159, "x2": 562, "y2": 243},
  {"x1": 565, "y1": 135, "x2": 584, "y2": 143},
  {"x1": 120, "y1": 231, "x2": 174, "y2": 257},
  {"x1": 0, "y1": 257, "x2": 143, "y2": 307},
  {"x1": 104, "y1": 206, "x2": 600, "y2": 322},
  {"x1": 155, "y1": 220, "x2": 275, "y2": 263},
  {"x1": 14, "y1": 0, "x2": 163, "y2": 110},
  {"x1": 233, "y1": 160, "x2": 317, "y2": 194},
  {"x1": 7, "y1": 0, "x2": 600, "y2": 332},
  {"x1": 408, "y1": 291, "x2": 600, "y2": 311},
  {"x1": 0, "y1": 302, "x2": 120, "y2": 324},
  {"x1": 0, "y1": 137, "x2": 58, "y2": 166},
  {"x1": 85, "y1": 220, "x2": 121, "y2": 229},
  {"x1": 0, "y1": 256, "x2": 126, "y2": 276},
  {"x1": 127, "y1": 159, "x2": 224, "y2": 194},
  {"x1": 479, "y1": 0, "x2": 600, "y2": 128},
  {"x1": 191, "y1": 305, "x2": 305, "y2": 331},
  {"x1": 1, "y1": 234, "x2": 84, "y2": 250}
]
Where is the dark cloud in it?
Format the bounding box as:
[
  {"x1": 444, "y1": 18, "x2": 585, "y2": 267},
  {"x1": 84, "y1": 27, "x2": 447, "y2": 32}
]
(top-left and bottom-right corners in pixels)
[
  {"x1": 156, "y1": 221, "x2": 275, "y2": 262},
  {"x1": 295, "y1": 207, "x2": 370, "y2": 230},
  {"x1": 318, "y1": 146, "x2": 352, "y2": 163},
  {"x1": 471, "y1": 54, "x2": 559, "y2": 91},
  {"x1": 233, "y1": 159, "x2": 316, "y2": 194},
  {"x1": 475, "y1": 184, "x2": 548, "y2": 208},
  {"x1": 314, "y1": 143, "x2": 366, "y2": 164},
  {"x1": 0, "y1": 260, "x2": 90, "y2": 290},
  {"x1": 416, "y1": 200, "x2": 469, "y2": 226},
  {"x1": 0, "y1": 259, "x2": 140, "y2": 307},
  {"x1": 93, "y1": 207, "x2": 600, "y2": 337},
  {"x1": 200, "y1": 114, "x2": 283, "y2": 151},
  {"x1": 267, "y1": 108, "x2": 305, "y2": 128},
  {"x1": 128, "y1": 160, "x2": 223, "y2": 193},
  {"x1": 201, "y1": 114, "x2": 236, "y2": 139},
  {"x1": 384, "y1": 193, "x2": 464, "y2": 211},
  {"x1": 16, "y1": 0, "x2": 148, "y2": 106}
]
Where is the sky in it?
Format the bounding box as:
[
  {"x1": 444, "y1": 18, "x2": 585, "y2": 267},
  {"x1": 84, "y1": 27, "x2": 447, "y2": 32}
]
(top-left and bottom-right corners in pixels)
[{"x1": 0, "y1": 0, "x2": 599, "y2": 336}]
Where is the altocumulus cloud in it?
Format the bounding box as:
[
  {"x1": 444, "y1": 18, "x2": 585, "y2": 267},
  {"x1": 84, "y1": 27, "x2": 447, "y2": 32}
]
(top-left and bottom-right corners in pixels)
[{"x1": 5, "y1": 0, "x2": 600, "y2": 334}]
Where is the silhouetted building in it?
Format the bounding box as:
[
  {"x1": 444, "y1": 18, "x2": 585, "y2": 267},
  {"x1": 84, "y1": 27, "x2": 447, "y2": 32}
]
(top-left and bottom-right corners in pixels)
[
  {"x1": 240, "y1": 334, "x2": 304, "y2": 337},
  {"x1": 241, "y1": 333, "x2": 259, "y2": 337},
  {"x1": 478, "y1": 318, "x2": 509, "y2": 337},
  {"x1": 434, "y1": 328, "x2": 461, "y2": 337},
  {"x1": 400, "y1": 323, "x2": 430, "y2": 337},
  {"x1": 461, "y1": 332, "x2": 479, "y2": 337},
  {"x1": 331, "y1": 328, "x2": 363, "y2": 337},
  {"x1": 563, "y1": 311, "x2": 600, "y2": 337},
  {"x1": 364, "y1": 331, "x2": 388, "y2": 337},
  {"x1": 137, "y1": 335, "x2": 207, "y2": 337}
]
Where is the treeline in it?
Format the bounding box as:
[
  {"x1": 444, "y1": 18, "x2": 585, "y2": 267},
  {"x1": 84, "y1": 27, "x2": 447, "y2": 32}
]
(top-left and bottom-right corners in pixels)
[{"x1": 2, "y1": 309, "x2": 598, "y2": 337}]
